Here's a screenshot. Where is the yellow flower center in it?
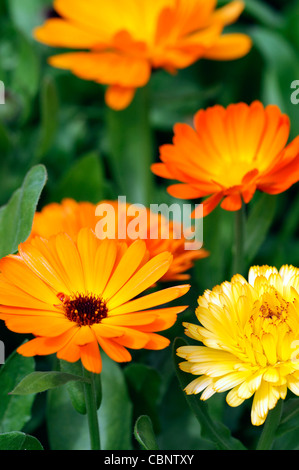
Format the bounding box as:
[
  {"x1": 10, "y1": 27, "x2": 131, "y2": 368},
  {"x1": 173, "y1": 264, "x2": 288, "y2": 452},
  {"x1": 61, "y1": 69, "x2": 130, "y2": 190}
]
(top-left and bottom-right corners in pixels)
[
  {"x1": 259, "y1": 295, "x2": 289, "y2": 321},
  {"x1": 58, "y1": 292, "x2": 108, "y2": 326},
  {"x1": 240, "y1": 289, "x2": 297, "y2": 368}
]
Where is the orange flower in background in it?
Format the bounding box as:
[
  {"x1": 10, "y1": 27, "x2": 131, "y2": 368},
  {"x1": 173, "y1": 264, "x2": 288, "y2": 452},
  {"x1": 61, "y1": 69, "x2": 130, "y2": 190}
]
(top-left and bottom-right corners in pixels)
[
  {"x1": 29, "y1": 199, "x2": 96, "y2": 241},
  {"x1": 34, "y1": 0, "x2": 252, "y2": 110},
  {"x1": 151, "y1": 101, "x2": 299, "y2": 217},
  {"x1": 0, "y1": 228, "x2": 190, "y2": 373},
  {"x1": 29, "y1": 198, "x2": 209, "y2": 281}
]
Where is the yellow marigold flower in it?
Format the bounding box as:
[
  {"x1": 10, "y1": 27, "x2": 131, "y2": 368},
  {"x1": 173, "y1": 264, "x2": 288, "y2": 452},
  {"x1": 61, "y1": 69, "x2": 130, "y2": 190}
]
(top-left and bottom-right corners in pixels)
[
  {"x1": 0, "y1": 228, "x2": 190, "y2": 373},
  {"x1": 34, "y1": 0, "x2": 252, "y2": 110},
  {"x1": 177, "y1": 265, "x2": 299, "y2": 425},
  {"x1": 28, "y1": 198, "x2": 209, "y2": 281},
  {"x1": 152, "y1": 101, "x2": 299, "y2": 217}
]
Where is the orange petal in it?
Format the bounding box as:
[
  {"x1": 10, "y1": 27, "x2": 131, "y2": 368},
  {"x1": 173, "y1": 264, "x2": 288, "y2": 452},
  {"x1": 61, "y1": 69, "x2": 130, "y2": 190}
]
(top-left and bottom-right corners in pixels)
[
  {"x1": 0, "y1": 280, "x2": 59, "y2": 311},
  {"x1": 104, "y1": 312, "x2": 157, "y2": 326},
  {"x1": 107, "y1": 252, "x2": 173, "y2": 309},
  {"x1": 102, "y1": 326, "x2": 149, "y2": 349},
  {"x1": 143, "y1": 333, "x2": 170, "y2": 350},
  {"x1": 0, "y1": 256, "x2": 59, "y2": 305},
  {"x1": 54, "y1": 233, "x2": 85, "y2": 293},
  {"x1": 203, "y1": 33, "x2": 252, "y2": 60},
  {"x1": 53, "y1": 0, "x2": 141, "y2": 40},
  {"x1": 151, "y1": 163, "x2": 174, "y2": 179},
  {"x1": 242, "y1": 183, "x2": 257, "y2": 204},
  {"x1": 192, "y1": 193, "x2": 223, "y2": 217},
  {"x1": 77, "y1": 228, "x2": 100, "y2": 293},
  {"x1": 17, "y1": 327, "x2": 78, "y2": 356},
  {"x1": 57, "y1": 341, "x2": 81, "y2": 364},
  {"x1": 133, "y1": 306, "x2": 188, "y2": 332},
  {"x1": 109, "y1": 284, "x2": 190, "y2": 315},
  {"x1": 256, "y1": 105, "x2": 290, "y2": 165},
  {"x1": 73, "y1": 326, "x2": 96, "y2": 346},
  {"x1": 34, "y1": 18, "x2": 103, "y2": 48},
  {"x1": 94, "y1": 239, "x2": 118, "y2": 295},
  {"x1": 258, "y1": 153, "x2": 299, "y2": 194},
  {"x1": 49, "y1": 52, "x2": 151, "y2": 88},
  {"x1": 167, "y1": 184, "x2": 206, "y2": 199},
  {"x1": 103, "y1": 240, "x2": 147, "y2": 300},
  {"x1": 18, "y1": 242, "x2": 68, "y2": 294},
  {"x1": 105, "y1": 85, "x2": 136, "y2": 110},
  {"x1": 211, "y1": 1, "x2": 245, "y2": 26},
  {"x1": 98, "y1": 336, "x2": 132, "y2": 363},
  {"x1": 91, "y1": 323, "x2": 125, "y2": 338},
  {"x1": 220, "y1": 192, "x2": 242, "y2": 211},
  {"x1": 2, "y1": 314, "x2": 71, "y2": 337},
  {"x1": 80, "y1": 340, "x2": 102, "y2": 373}
]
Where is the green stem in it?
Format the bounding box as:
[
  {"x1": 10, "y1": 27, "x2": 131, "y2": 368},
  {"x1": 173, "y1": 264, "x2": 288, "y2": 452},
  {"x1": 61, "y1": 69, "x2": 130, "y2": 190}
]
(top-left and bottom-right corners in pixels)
[
  {"x1": 82, "y1": 366, "x2": 101, "y2": 450},
  {"x1": 232, "y1": 203, "x2": 246, "y2": 275},
  {"x1": 134, "y1": 83, "x2": 154, "y2": 207},
  {"x1": 256, "y1": 400, "x2": 283, "y2": 450},
  {"x1": 106, "y1": 83, "x2": 154, "y2": 207}
]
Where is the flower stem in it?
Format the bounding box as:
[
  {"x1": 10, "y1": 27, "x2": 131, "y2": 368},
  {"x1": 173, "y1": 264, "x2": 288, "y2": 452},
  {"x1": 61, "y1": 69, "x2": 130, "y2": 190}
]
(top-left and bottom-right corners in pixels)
[
  {"x1": 232, "y1": 203, "x2": 246, "y2": 275},
  {"x1": 82, "y1": 367, "x2": 101, "y2": 450},
  {"x1": 256, "y1": 400, "x2": 283, "y2": 450},
  {"x1": 106, "y1": 83, "x2": 154, "y2": 207}
]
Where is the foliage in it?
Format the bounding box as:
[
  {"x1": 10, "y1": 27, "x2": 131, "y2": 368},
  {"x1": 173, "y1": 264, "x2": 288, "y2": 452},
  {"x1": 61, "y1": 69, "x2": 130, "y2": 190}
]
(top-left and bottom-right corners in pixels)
[{"x1": 1, "y1": 0, "x2": 299, "y2": 450}]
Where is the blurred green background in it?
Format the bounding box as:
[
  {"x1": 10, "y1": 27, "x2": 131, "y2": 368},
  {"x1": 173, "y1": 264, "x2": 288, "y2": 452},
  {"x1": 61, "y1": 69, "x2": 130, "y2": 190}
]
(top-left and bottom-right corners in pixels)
[{"x1": 0, "y1": 0, "x2": 299, "y2": 451}]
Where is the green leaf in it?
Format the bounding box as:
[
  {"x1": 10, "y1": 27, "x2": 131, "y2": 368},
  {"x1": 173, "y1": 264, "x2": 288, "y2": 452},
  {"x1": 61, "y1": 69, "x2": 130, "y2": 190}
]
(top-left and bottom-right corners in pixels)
[
  {"x1": 173, "y1": 337, "x2": 246, "y2": 450},
  {"x1": 124, "y1": 363, "x2": 161, "y2": 432},
  {"x1": 12, "y1": 30, "x2": 40, "y2": 100},
  {"x1": 250, "y1": 26, "x2": 299, "y2": 138},
  {"x1": 47, "y1": 383, "x2": 90, "y2": 450},
  {"x1": 244, "y1": 0, "x2": 284, "y2": 29},
  {"x1": 134, "y1": 415, "x2": 159, "y2": 450},
  {"x1": 0, "y1": 431, "x2": 43, "y2": 450},
  {"x1": 0, "y1": 121, "x2": 12, "y2": 155},
  {"x1": 98, "y1": 353, "x2": 133, "y2": 450},
  {"x1": 59, "y1": 360, "x2": 102, "y2": 415},
  {"x1": 245, "y1": 193, "x2": 277, "y2": 265},
  {"x1": 0, "y1": 164, "x2": 47, "y2": 259},
  {"x1": 0, "y1": 350, "x2": 35, "y2": 433},
  {"x1": 53, "y1": 152, "x2": 105, "y2": 204},
  {"x1": 275, "y1": 398, "x2": 299, "y2": 438},
  {"x1": 36, "y1": 76, "x2": 59, "y2": 159},
  {"x1": 7, "y1": 0, "x2": 52, "y2": 39},
  {"x1": 10, "y1": 371, "x2": 88, "y2": 395},
  {"x1": 47, "y1": 354, "x2": 133, "y2": 450},
  {"x1": 194, "y1": 207, "x2": 234, "y2": 291}
]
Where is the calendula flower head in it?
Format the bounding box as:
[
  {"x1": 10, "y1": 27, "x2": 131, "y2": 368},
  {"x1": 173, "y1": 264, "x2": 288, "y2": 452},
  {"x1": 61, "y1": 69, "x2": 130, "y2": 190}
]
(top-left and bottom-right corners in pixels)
[
  {"x1": 152, "y1": 101, "x2": 299, "y2": 217},
  {"x1": 0, "y1": 228, "x2": 190, "y2": 373},
  {"x1": 29, "y1": 198, "x2": 209, "y2": 281},
  {"x1": 34, "y1": 0, "x2": 252, "y2": 110},
  {"x1": 177, "y1": 265, "x2": 299, "y2": 425}
]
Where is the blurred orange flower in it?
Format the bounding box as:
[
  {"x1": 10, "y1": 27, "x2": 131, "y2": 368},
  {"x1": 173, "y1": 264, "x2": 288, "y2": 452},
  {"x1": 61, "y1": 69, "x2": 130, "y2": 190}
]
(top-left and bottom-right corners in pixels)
[
  {"x1": 151, "y1": 101, "x2": 299, "y2": 217},
  {"x1": 0, "y1": 228, "x2": 190, "y2": 373},
  {"x1": 29, "y1": 198, "x2": 208, "y2": 281},
  {"x1": 34, "y1": 0, "x2": 252, "y2": 110}
]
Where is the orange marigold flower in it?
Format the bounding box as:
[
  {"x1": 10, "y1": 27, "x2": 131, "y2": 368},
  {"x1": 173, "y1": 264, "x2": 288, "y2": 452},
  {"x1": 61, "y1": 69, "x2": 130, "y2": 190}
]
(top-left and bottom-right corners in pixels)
[
  {"x1": 34, "y1": 0, "x2": 252, "y2": 110},
  {"x1": 151, "y1": 101, "x2": 299, "y2": 217},
  {"x1": 29, "y1": 198, "x2": 209, "y2": 281},
  {"x1": 0, "y1": 228, "x2": 190, "y2": 373}
]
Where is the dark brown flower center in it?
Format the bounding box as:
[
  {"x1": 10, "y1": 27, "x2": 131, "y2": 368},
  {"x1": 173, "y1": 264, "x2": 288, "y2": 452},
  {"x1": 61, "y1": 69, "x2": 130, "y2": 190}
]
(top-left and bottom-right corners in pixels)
[{"x1": 59, "y1": 293, "x2": 108, "y2": 326}]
